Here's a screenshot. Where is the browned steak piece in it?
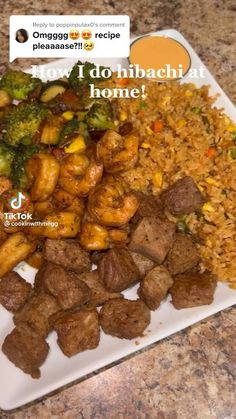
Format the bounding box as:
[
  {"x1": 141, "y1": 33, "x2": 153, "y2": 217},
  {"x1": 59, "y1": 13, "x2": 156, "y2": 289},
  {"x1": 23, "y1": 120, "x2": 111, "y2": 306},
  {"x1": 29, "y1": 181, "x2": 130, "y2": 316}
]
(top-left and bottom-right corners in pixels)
[
  {"x1": 44, "y1": 239, "x2": 91, "y2": 273},
  {"x1": 78, "y1": 270, "x2": 122, "y2": 307},
  {"x1": 98, "y1": 248, "x2": 140, "y2": 292},
  {"x1": 34, "y1": 262, "x2": 91, "y2": 310},
  {"x1": 2, "y1": 325, "x2": 49, "y2": 378},
  {"x1": 161, "y1": 176, "x2": 205, "y2": 215},
  {"x1": 129, "y1": 217, "x2": 176, "y2": 263},
  {"x1": 170, "y1": 271, "x2": 217, "y2": 309},
  {"x1": 14, "y1": 292, "x2": 60, "y2": 338},
  {"x1": 0, "y1": 271, "x2": 32, "y2": 312},
  {"x1": 132, "y1": 192, "x2": 165, "y2": 223},
  {"x1": 99, "y1": 299, "x2": 150, "y2": 339},
  {"x1": 166, "y1": 234, "x2": 200, "y2": 275},
  {"x1": 50, "y1": 308, "x2": 100, "y2": 357},
  {"x1": 130, "y1": 251, "x2": 156, "y2": 278},
  {"x1": 138, "y1": 266, "x2": 173, "y2": 310}
]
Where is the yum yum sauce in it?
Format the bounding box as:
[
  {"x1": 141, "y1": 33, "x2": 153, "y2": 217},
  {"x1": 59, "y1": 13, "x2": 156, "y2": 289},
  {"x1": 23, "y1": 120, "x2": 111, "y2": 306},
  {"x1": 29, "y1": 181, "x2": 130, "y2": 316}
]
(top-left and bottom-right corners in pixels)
[{"x1": 129, "y1": 36, "x2": 191, "y2": 81}]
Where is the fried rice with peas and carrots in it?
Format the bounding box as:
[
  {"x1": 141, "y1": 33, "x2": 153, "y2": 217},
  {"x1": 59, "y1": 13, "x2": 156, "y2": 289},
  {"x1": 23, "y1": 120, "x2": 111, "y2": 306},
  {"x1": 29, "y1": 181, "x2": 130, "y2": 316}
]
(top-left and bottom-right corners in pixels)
[{"x1": 110, "y1": 78, "x2": 236, "y2": 287}]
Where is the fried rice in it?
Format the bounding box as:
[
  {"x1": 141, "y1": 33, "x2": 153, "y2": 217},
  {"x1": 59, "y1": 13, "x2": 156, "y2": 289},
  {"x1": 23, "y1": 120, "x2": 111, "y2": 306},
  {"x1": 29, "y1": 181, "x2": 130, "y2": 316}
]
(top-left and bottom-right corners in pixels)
[{"x1": 112, "y1": 78, "x2": 236, "y2": 287}]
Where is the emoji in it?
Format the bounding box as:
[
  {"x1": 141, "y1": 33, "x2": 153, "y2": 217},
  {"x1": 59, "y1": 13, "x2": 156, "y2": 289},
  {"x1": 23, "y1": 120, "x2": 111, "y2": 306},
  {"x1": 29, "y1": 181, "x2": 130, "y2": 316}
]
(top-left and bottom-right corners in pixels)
[
  {"x1": 69, "y1": 29, "x2": 80, "y2": 40},
  {"x1": 82, "y1": 29, "x2": 92, "y2": 40},
  {"x1": 84, "y1": 41, "x2": 94, "y2": 51}
]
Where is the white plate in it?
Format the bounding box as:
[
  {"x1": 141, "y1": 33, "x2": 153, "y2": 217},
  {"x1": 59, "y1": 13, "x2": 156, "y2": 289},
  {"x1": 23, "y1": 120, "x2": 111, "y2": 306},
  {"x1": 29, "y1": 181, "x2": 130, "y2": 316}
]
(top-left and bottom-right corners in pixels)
[{"x1": 1, "y1": 29, "x2": 236, "y2": 410}]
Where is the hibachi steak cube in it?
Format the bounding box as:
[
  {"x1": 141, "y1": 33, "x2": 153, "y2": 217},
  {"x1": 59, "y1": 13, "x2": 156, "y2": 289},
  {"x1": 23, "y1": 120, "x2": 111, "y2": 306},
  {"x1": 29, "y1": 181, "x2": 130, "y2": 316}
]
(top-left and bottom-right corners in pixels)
[
  {"x1": 14, "y1": 292, "x2": 60, "y2": 338},
  {"x1": 99, "y1": 299, "x2": 150, "y2": 339},
  {"x1": 161, "y1": 176, "x2": 205, "y2": 215},
  {"x1": 170, "y1": 271, "x2": 217, "y2": 309},
  {"x1": 0, "y1": 271, "x2": 31, "y2": 312},
  {"x1": 44, "y1": 239, "x2": 91, "y2": 273},
  {"x1": 34, "y1": 262, "x2": 91, "y2": 310},
  {"x1": 138, "y1": 266, "x2": 173, "y2": 310},
  {"x1": 166, "y1": 234, "x2": 200, "y2": 275},
  {"x1": 98, "y1": 248, "x2": 140, "y2": 292},
  {"x1": 2, "y1": 325, "x2": 49, "y2": 378},
  {"x1": 129, "y1": 217, "x2": 176, "y2": 263},
  {"x1": 50, "y1": 308, "x2": 100, "y2": 357}
]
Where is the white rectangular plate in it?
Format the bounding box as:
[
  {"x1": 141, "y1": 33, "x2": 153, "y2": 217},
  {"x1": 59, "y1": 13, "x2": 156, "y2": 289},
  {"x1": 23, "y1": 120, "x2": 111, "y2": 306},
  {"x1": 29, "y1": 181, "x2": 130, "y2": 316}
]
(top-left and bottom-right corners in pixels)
[{"x1": 0, "y1": 29, "x2": 236, "y2": 410}]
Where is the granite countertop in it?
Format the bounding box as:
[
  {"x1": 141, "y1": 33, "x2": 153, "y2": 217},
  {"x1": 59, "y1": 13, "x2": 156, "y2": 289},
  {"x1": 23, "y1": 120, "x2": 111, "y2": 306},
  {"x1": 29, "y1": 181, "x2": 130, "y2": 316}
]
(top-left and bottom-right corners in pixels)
[{"x1": 0, "y1": 0, "x2": 235, "y2": 417}]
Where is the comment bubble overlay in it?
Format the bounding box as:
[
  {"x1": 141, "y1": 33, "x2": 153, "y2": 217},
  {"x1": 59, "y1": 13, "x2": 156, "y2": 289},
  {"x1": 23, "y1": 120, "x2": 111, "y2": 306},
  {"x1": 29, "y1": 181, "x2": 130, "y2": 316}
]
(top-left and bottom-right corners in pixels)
[{"x1": 10, "y1": 15, "x2": 130, "y2": 62}]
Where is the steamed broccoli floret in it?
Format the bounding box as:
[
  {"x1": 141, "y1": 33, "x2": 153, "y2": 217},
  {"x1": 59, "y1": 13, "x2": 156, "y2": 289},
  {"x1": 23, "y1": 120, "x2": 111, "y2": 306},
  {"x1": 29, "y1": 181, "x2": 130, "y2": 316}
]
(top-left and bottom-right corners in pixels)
[
  {"x1": 3, "y1": 103, "x2": 47, "y2": 147},
  {"x1": 11, "y1": 145, "x2": 41, "y2": 189},
  {"x1": 85, "y1": 99, "x2": 114, "y2": 131},
  {"x1": 0, "y1": 143, "x2": 15, "y2": 176},
  {"x1": 68, "y1": 61, "x2": 111, "y2": 90},
  {"x1": 0, "y1": 70, "x2": 41, "y2": 100}
]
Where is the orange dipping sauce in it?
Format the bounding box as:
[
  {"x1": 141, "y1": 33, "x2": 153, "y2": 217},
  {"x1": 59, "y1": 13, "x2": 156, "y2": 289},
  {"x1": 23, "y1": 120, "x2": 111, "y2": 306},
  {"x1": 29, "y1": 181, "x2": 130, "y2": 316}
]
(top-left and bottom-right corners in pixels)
[{"x1": 129, "y1": 36, "x2": 191, "y2": 81}]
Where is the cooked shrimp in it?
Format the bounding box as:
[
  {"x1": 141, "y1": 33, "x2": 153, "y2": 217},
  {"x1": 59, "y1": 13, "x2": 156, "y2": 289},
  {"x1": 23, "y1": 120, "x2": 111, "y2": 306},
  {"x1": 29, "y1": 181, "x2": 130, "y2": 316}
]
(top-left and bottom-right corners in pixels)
[
  {"x1": 25, "y1": 224, "x2": 45, "y2": 237},
  {"x1": 53, "y1": 189, "x2": 84, "y2": 217},
  {"x1": 59, "y1": 153, "x2": 103, "y2": 197},
  {"x1": 80, "y1": 221, "x2": 129, "y2": 250},
  {"x1": 0, "y1": 233, "x2": 36, "y2": 277},
  {"x1": 108, "y1": 228, "x2": 128, "y2": 245},
  {"x1": 34, "y1": 200, "x2": 55, "y2": 219},
  {"x1": 43, "y1": 211, "x2": 81, "y2": 238},
  {"x1": 26, "y1": 153, "x2": 60, "y2": 202},
  {"x1": 27, "y1": 211, "x2": 81, "y2": 239},
  {"x1": 0, "y1": 176, "x2": 12, "y2": 196},
  {"x1": 80, "y1": 222, "x2": 109, "y2": 250},
  {"x1": 96, "y1": 130, "x2": 139, "y2": 173},
  {"x1": 0, "y1": 227, "x2": 7, "y2": 245},
  {"x1": 88, "y1": 180, "x2": 139, "y2": 226}
]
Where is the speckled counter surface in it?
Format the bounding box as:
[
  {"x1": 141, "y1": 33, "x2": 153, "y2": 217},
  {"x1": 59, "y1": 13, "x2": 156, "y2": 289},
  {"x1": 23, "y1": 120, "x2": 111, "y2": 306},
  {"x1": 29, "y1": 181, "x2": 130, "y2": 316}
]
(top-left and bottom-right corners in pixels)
[{"x1": 0, "y1": 1, "x2": 235, "y2": 418}]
